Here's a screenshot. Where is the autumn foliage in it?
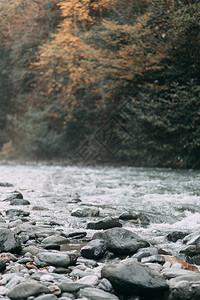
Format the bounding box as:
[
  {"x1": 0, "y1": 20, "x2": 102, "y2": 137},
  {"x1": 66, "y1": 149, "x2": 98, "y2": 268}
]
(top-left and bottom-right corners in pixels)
[{"x1": 0, "y1": 0, "x2": 199, "y2": 167}]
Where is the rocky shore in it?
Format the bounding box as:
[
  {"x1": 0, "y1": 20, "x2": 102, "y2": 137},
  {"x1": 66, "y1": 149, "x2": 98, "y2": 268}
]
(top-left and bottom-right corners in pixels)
[{"x1": 1, "y1": 190, "x2": 200, "y2": 300}]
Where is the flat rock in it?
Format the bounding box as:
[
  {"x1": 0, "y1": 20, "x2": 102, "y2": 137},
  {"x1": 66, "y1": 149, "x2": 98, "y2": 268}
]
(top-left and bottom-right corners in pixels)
[
  {"x1": 101, "y1": 259, "x2": 169, "y2": 297},
  {"x1": 42, "y1": 235, "x2": 69, "y2": 245},
  {"x1": 0, "y1": 228, "x2": 22, "y2": 254},
  {"x1": 161, "y1": 268, "x2": 196, "y2": 279},
  {"x1": 168, "y1": 280, "x2": 200, "y2": 300},
  {"x1": 34, "y1": 252, "x2": 71, "y2": 267},
  {"x1": 78, "y1": 287, "x2": 119, "y2": 299},
  {"x1": 92, "y1": 228, "x2": 150, "y2": 255},
  {"x1": 81, "y1": 239, "x2": 108, "y2": 260},
  {"x1": 6, "y1": 209, "x2": 30, "y2": 217},
  {"x1": 59, "y1": 282, "x2": 90, "y2": 293},
  {"x1": 7, "y1": 281, "x2": 50, "y2": 300},
  {"x1": 132, "y1": 247, "x2": 159, "y2": 262},
  {"x1": 87, "y1": 217, "x2": 122, "y2": 230},
  {"x1": 71, "y1": 208, "x2": 99, "y2": 217},
  {"x1": 34, "y1": 294, "x2": 58, "y2": 300},
  {"x1": 10, "y1": 199, "x2": 30, "y2": 206}
]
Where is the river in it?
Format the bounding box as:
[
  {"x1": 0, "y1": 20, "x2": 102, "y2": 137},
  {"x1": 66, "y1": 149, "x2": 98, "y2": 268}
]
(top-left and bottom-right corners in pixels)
[{"x1": 0, "y1": 163, "x2": 200, "y2": 257}]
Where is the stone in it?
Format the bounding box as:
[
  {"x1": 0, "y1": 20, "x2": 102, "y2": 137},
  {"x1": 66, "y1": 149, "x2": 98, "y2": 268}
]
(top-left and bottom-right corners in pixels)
[
  {"x1": 10, "y1": 199, "x2": 30, "y2": 206},
  {"x1": 180, "y1": 245, "x2": 200, "y2": 257},
  {"x1": 183, "y1": 232, "x2": 200, "y2": 246},
  {"x1": 77, "y1": 258, "x2": 98, "y2": 268},
  {"x1": 0, "y1": 228, "x2": 22, "y2": 254},
  {"x1": 0, "y1": 259, "x2": 6, "y2": 272},
  {"x1": 3, "y1": 191, "x2": 23, "y2": 201},
  {"x1": 132, "y1": 247, "x2": 159, "y2": 262},
  {"x1": 34, "y1": 252, "x2": 71, "y2": 268},
  {"x1": 77, "y1": 275, "x2": 99, "y2": 286},
  {"x1": 22, "y1": 246, "x2": 43, "y2": 256},
  {"x1": 101, "y1": 259, "x2": 169, "y2": 297},
  {"x1": 137, "y1": 212, "x2": 150, "y2": 225},
  {"x1": 162, "y1": 255, "x2": 198, "y2": 271},
  {"x1": 168, "y1": 280, "x2": 200, "y2": 300},
  {"x1": 119, "y1": 211, "x2": 138, "y2": 220},
  {"x1": 161, "y1": 268, "x2": 196, "y2": 279},
  {"x1": 71, "y1": 208, "x2": 99, "y2": 217},
  {"x1": 87, "y1": 216, "x2": 122, "y2": 230},
  {"x1": 6, "y1": 209, "x2": 30, "y2": 217},
  {"x1": 141, "y1": 255, "x2": 163, "y2": 264},
  {"x1": 97, "y1": 278, "x2": 113, "y2": 292},
  {"x1": 59, "y1": 282, "x2": 90, "y2": 293},
  {"x1": 7, "y1": 281, "x2": 50, "y2": 300},
  {"x1": 0, "y1": 182, "x2": 13, "y2": 187},
  {"x1": 92, "y1": 228, "x2": 150, "y2": 255},
  {"x1": 67, "y1": 231, "x2": 87, "y2": 239},
  {"x1": 34, "y1": 295, "x2": 58, "y2": 300},
  {"x1": 42, "y1": 235, "x2": 69, "y2": 245},
  {"x1": 81, "y1": 239, "x2": 108, "y2": 260},
  {"x1": 166, "y1": 231, "x2": 189, "y2": 243},
  {"x1": 78, "y1": 287, "x2": 119, "y2": 300}
]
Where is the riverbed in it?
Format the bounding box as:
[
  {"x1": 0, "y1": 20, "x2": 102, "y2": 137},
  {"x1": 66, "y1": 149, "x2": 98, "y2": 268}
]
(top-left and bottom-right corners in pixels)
[{"x1": 1, "y1": 163, "x2": 199, "y2": 257}]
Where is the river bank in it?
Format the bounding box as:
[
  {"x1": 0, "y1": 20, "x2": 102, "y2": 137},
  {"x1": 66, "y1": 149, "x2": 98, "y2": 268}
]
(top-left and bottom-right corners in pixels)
[{"x1": 0, "y1": 164, "x2": 200, "y2": 299}]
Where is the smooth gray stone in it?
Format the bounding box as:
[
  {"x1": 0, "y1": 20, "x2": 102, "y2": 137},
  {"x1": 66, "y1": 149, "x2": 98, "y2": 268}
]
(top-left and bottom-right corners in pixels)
[
  {"x1": 10, "y1": 199, "x2": 30, "y2": 206},
  {"x1": 102, "y1": 259, "x2": 169, "y2": 297},
  {"x1": 168, "y1": 274, "x2": 200, "y2": 287},
  {"x1": 71, "y1": 208, "x2": 99, "y2": 217},
  {"x1": 34, "y1": 252, "x2": 71, "y2": 267},
  {"x1": 6, "y1": 209, "x2": 29, "y2": 217},
  {"x1": 87, "y1": 217, "x2": 122, "y2": 230},
  {"x1": 42, "y1": 235, "x2": 68, "y2": 245},
  {"x1": 81, "y1": 239, "x2": 108, "y2": 260},
  {"x1": 22, "y1": 246, "x2": 43, "y2": 256},
  {"x1": 93, "y1": 228, "x2": 150, "y2": 255},
  {"x1": 0, "y1": 228, "x2": 22, "y2": 254},
  {"x1": 31, "y1": 271, "x2": 71, "y2": 282},
  {"x1": 97, "y1": 278, "x2": 113, "y2": 292},
  {"x1": 34, "y1": 295, "x2": 58, "y2": 300},
  {"x1": 168, "y1": 280, "x2": 200, "y2": 300},
  {"x1": 78, "y1": 287, "x2": 119, "y2": 299},
  {"x1": 7, "y1": 281, "x2": 50, "y2": 300},
  {"x1": 59, "y1": 282, "x2": 90, "y2": 292},
  {"x1": 161, "y1": 268, "x2": 196, "y2": 279},
  {"x1": 132, "y1": 247, "x2": 158, "y2": 262}
]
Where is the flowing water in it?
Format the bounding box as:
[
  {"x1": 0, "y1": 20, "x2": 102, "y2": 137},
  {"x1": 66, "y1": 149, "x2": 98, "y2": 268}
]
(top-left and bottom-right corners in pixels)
[{"x1": 0, "y1": 163, "x2": 200, "y2": 256}]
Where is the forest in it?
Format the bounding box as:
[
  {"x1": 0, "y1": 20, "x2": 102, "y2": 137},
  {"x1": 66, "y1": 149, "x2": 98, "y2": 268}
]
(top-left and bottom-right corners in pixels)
[{"x1": 0, "y1": 0, "x2": 199, "y2": 168}]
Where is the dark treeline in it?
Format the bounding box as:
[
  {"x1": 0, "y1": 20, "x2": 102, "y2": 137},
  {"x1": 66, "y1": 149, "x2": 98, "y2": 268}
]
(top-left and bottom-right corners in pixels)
[{"x1": 0, "y1": 0, "x2": 199, "y2": 168}]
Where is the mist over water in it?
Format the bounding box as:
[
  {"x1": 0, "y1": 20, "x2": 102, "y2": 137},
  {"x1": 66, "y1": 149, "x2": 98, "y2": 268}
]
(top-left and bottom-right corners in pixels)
[{"x1": 0, "y1": 163, "x2": 200, "y2": 256}]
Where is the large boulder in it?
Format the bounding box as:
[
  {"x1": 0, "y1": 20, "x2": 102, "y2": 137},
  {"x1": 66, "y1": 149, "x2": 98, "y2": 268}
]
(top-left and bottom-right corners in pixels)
[
  {"x1": 92, "y1": 228, "x2": 149, "y2": 255},
  {"x1": 101, "y1": 259, "x2": 169, "y2": 298},
  {"x1": 0, "y1": 228, "x2": 22, "y2": 254}
]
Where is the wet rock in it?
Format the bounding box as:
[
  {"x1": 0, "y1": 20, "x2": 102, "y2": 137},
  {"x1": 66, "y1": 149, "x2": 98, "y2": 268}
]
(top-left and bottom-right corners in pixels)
[
  {"x1": 7, "y1": 281, "x2": 50, "y2": 300},
  {"x1": 6, "y1": 209, "x2": 30, "y2": 218},
  {"x1": 166, "y1": 231, "x2": 189, "y2": 243},
  {"x1": 132, "y1": 247, "x2": 158, "y2": 262},
  {"x1": 119, "y1": 211, "x2": 138, "y2": 220},
  {"x1": 93, "y1": 228, "x2": 150, "y2": 255},
  {"x1": 180, "y1": 245, "x2": 200, "y2": 257},
  {"x1": 101, "y1": 259, "x2": 169, "y2": 298},
  {"x1": 10, "y1": 199, "x2": 30, "y2": 206},
  {"x1": 3, "y1": 191, "x2": 23, "y2": 201},
  {"x1": 87, "y1": 217, "x2": 122, "y2": 230},
  {"x1": 0, "y1": 182, "x2": 14, "y2": 187},
  {"x1": 77, "y1": 258, "x2": 98, "y2": 268},
  {"x1": 141, "y1": 254, "x2": 163, "y2": 264},
  {"x1": 137, "y1": 212, "x2": 150, "y2": 225},
  {"x1": 78, "y1": 287, "x2": 119, "y2": 300},
  {"x1": 71, "y1": 208, "x2": 99, "y2": 217},
  {"x1": 34, "y1": 252, "x2": 71, "y2": 268},
  {"x1": 168, "y1": 279, "x2": 200, "y2": 300},
  {"x1": 183, "y1": 232, "x2": 200, "y2": 246},
  {"x1": 0, "y1": 228, "x2": 22, "y2": 254},
  {"x1": 42, "y1": 235, "x2": 69, "y2": 245},
  {"x1": 81, "y1": 239, "x2": 108, "y2": 260},
  {"x1": 67, "y1": 231, "x2": 87, "y2": 239},
  {"x1": 0, "y1": 259, "x2": 6, "y2": 272}
]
